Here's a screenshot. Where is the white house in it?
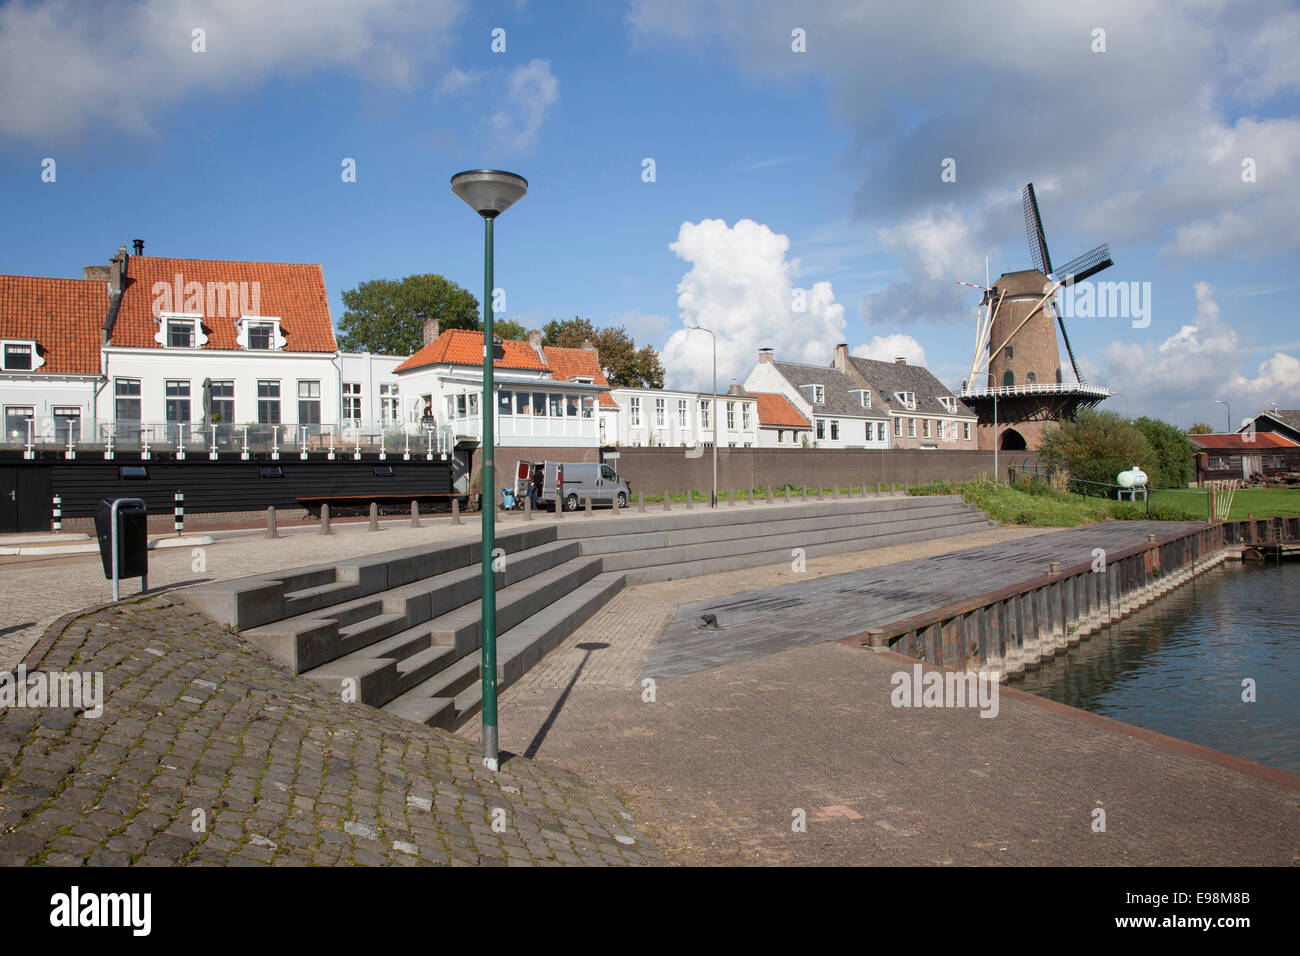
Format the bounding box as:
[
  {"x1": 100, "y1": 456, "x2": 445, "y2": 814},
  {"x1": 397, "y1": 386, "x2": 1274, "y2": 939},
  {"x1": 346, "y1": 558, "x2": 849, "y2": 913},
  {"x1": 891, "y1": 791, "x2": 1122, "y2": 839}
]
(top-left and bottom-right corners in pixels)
[
  {"x1": 607, "y1": 383, "x2": 760, "y2": 448},
  {"x1": 339, "y1": 352, "x2": 405, "y2": 427},
  {"x1": 745, "y1": 349, "x2": 890, "y2": 449}
]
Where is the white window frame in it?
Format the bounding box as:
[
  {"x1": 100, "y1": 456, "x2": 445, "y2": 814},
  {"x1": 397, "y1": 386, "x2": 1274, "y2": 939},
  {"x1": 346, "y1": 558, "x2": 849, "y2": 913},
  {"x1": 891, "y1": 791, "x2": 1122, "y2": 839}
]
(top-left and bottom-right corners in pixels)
[
  {"x1": 630, "y1": 396, "x2": 641, "y2": 427},
  {"x1": 677, "y1": 399, "x2": 688, "y2": 429},
  {"x1": 655, "y1": 397, "x2": 665, "y2": 427},
  {"x1": 2, "y1": 339, "x2": 44, "y2": 371},
  {"x1": 153, "y1": 313, "x2": 207, "y2": 350},
  {"x1": 236, "y1": 316, "x2": 286, "y2": 351},
  {"x1": 963, "y1": 421, "x2": 971, "y2": 441},
  {"x1": 894, "y1": 391, "x2": 916, "y2": 410},
  {"x1": 894, "y1": 417, "x2": 902, "y2": 438}
]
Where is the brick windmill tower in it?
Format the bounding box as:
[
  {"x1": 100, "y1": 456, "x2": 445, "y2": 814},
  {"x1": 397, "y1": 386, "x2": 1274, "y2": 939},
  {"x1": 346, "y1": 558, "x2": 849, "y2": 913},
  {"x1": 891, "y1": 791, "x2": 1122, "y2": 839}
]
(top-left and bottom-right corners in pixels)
[{"x1": 959, "y1": 184, "x2": 1112, "y2": 450}]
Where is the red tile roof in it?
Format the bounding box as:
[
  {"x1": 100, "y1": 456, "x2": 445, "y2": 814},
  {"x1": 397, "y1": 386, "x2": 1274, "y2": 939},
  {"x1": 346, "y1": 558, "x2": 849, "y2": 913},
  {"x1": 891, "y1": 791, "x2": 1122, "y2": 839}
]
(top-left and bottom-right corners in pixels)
[
  {"x1": 396, "y1": 329, "x2": 547, "y2": 373},
  {"x1": 1190, "y1": 433, "x2": 1298, "y2": 451},
  {"x1": 110, "y1": 257, "x2": 336, "y2": 352},
  {"x1": 751, "y1": 391, "x2": 811, "y2": 428},
  {"x1": 0, "y1": 274, "x2": 105, "y2": 375},
  {"x1": 397, "y1": 331, "x2": 618, "y2": 407}
]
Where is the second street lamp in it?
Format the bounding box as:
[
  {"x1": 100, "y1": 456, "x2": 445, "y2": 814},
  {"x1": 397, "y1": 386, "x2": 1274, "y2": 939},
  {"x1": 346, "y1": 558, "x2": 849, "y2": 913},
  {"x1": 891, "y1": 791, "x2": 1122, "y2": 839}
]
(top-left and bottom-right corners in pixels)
[
  {"x1": 450, "y1": 168, "x2": 528, "y2": 773},
  {"x1": 686, "y1": 324, "x2": 717, "y2": 507}
]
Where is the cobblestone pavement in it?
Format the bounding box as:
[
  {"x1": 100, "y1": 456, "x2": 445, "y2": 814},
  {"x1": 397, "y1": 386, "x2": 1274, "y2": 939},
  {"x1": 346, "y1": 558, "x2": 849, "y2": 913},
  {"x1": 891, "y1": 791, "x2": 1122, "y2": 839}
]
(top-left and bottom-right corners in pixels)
[
  {"x1": 0, "y1": 598, "x2": 660, "y2": 866},
  {"x1": 463, "y1": 530, "x2": 1300, "y2": 866}
]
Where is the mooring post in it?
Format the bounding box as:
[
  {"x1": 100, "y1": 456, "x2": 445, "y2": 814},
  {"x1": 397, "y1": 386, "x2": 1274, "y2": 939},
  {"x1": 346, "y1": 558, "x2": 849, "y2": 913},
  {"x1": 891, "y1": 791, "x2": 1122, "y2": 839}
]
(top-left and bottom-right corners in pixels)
[
  {"x1": 663, "y1": 491, "x2": 671, "y2": 511},
  {"x1": 637, "y1": 493, "x2": 645, "y2": 514},
  {"x1": 369, "y1": 502, "x2": 380, "y2": 532},
  {"x1": 319, "y1": 503, "x2": 332, "y2": 535},
  {"x1": 451, "y1": 497, "x2": 462, "y2": 526},
  {"x1": 584, "y1": 494, "x2": 594, "y2": 517},
  {"x1": 411, "y1": 500, "x2": 421, "y2": 528},
  {"x1": 523, "y1": 494, "x2": 532, "y2": 521},
  {"x1": 266, "y1": 506, "x2": 279, "y2": 539}
]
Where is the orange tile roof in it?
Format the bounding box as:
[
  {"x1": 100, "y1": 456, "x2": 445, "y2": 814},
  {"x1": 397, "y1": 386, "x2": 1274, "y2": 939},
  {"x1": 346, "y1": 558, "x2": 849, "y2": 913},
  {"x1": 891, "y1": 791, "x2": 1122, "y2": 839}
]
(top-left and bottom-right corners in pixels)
[
  {"x1": 396, "y1": 328, "x2": 548, "y2": 373},
  {"x1": 396, "y1": 331, "x2": 619, "y2": 407},
  {"x1": 110, "y1": 256, "x2": 336, "y2": 352},
  {"x1": 1190, "y1": 433, "x2": 1298, "y2": 451},
  {"x1": 0, "y1": 274, "x2": 105, "y2": 375},
  {"x1": 751, "y1": 391, "x2": 811, "y2": 428},
  {"x1": 542, "y1": 344, "x2": 616, "y2": 407}
]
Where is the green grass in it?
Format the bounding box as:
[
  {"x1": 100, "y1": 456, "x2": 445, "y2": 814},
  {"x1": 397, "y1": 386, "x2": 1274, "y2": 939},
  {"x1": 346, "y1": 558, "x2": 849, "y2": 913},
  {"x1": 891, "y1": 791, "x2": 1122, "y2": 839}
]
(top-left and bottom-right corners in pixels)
[
  {"x1": 908, "y1": 476, "x2": 1206, "y2": 526},
  {"x1": 1149, "y1": 487, "x2": 1300, "y2": 521}
]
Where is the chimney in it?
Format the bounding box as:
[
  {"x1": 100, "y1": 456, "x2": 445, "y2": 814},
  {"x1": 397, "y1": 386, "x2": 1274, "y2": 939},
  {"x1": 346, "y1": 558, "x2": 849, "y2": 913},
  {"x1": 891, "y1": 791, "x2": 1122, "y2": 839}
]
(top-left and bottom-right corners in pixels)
[
  {"x1": 109, "y1": 245, "x2": 127, "y2": 295},
  {"x1": 528, "y1": 329, "x2": 544, "y2": 357},
  {"x1": 895, "y1": 356, "x2": 907, "y2": 366},
  {"x1": 132, "y1": 239, "x2": 144, "y2": 256},
  {"x1": 726, "y1": 380, "x2": 745, "y2": 396},
  {"x1": 422, "y1": 318, "x2": 439, "y2": 345},
  {"x1": 758, "y1": 347, "x2": 774, "y2": 364},
  {"x1": 833, "y1": 343, "x2": 849, "y2": 371},
  {"x1": 580, "y1": 338, "x2": 595, "y2": 352}
]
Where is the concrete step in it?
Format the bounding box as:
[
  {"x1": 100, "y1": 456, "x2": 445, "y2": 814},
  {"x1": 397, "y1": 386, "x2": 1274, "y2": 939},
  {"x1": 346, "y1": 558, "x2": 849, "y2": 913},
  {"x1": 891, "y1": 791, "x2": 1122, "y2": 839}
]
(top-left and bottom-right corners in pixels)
[
  {"x1": 600, "y1": 507, "x2": 987, "y2": 576},
  {"x1": 622, "y1": 514, "x2": 997, "y2": 585}
]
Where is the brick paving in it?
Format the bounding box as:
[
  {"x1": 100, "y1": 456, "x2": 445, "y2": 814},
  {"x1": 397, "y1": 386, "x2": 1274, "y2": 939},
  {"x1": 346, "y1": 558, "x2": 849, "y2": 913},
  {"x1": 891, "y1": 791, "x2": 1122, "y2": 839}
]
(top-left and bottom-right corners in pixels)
[{"x1": 0, "y1": 598, "x2": 660, "y2": 866}]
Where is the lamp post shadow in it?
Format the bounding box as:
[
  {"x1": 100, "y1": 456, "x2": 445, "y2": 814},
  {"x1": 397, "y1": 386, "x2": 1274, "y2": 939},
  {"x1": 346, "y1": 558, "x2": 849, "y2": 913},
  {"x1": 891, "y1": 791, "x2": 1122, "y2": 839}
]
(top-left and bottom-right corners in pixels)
[{"x1": 518, "y1": 641, "x2": 610, "y2": 761}]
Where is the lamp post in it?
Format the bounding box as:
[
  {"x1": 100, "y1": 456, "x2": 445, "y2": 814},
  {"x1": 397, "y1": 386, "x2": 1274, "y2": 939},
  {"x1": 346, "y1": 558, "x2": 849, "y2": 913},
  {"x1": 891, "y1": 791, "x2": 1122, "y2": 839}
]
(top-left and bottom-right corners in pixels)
[
  {"x1": 451, "y1": 168, "x2": 528, "y2": 773},
  {"x1": 1215, "y1": 399, "x2": 1230, "y2": 434},
  {"x1": 686, "y1": 325, "x2": 717, "y2": 507}
]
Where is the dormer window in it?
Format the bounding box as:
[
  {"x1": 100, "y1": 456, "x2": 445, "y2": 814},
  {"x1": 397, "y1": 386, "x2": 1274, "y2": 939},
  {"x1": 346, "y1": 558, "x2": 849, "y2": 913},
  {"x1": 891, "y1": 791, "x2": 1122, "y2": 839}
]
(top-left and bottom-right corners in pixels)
[
  {"x1": 236, "y1": 317, "x2": 286, "y2": 351},
  {"x1": 154, "y1": 313, "x2": 207, "y2": 349},
  {"x1": 894, "y1": 391, "x2": 916, "y2": 410},
  {"x1": 938, "y1": 396, "x2": 956, "y2": 413},
  {"x1": 851, "y1": 389, "x2": 871, "y2": 409},
  {"x1": 2, "y1": 341, "x2": 42, "y2": 371},
  {"x1": 573, "y1": 376, "x2": 594, "y2": 385}
]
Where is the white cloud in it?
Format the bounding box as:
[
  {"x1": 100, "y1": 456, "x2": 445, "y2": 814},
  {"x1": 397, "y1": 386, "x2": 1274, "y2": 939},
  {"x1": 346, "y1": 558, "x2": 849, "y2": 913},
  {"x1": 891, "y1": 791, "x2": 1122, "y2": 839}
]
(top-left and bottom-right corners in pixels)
[
  {"x1": 488, "y1": 59, "x2": 559, "y2": 152},
  {"x1": 853, "y1": 334, "x2": 927, "y2": 367},
  {"x1": 1100, "y1": 282, "x2": 1300, "y2": 423},
  {"x1": 435, "y1": 66, "x2": 482, "y2": 98},
  {"x1": 0, "y1": 0, "x2": 464, "y2": 140},
  {"x1": 659, "y1": 218, "x2": 848, "y2": 391}
]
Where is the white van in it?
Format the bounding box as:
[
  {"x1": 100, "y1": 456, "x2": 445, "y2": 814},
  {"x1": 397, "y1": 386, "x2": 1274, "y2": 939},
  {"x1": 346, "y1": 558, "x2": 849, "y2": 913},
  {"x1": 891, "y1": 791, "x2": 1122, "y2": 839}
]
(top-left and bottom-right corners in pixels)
[{"x1": 513, "y1": 460, "x2": 631, "y2": 511}]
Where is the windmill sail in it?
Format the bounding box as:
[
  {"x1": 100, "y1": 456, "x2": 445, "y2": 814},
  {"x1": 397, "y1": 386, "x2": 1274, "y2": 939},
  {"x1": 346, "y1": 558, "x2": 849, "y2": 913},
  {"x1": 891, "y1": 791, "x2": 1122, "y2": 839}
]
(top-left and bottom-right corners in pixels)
[{"x1": 1022, "y1": 183, "x2": 1052, "y2": 277}]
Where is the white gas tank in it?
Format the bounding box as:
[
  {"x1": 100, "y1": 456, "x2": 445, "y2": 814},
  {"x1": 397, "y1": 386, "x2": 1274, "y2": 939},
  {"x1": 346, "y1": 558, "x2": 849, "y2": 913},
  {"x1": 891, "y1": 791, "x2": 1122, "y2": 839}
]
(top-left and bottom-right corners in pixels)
[{"x1": 1117, "y1": 466, "x2": 1148, "y2": 488}]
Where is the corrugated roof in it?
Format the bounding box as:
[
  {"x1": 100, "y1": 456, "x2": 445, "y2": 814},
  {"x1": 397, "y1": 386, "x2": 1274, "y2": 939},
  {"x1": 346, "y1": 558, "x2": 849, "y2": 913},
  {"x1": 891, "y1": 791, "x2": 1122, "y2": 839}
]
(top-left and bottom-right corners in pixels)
[
  {"x1": 1190, "y1": 433, "x2": 1298, "y2": 451},
  {"x1": 0, "y1": 274, "x2": 105, "y2": 375},
  {"x1": 110, "y1": 256, "x2": 336, "y2": 352}
]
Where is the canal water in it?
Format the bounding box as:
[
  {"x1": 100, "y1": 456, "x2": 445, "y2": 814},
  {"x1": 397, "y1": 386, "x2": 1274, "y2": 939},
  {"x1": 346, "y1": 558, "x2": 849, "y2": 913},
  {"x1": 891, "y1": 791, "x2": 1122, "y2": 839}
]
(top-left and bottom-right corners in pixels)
[{"x1": 1009, "y1": 560, "x2": 1300, "y2": 775}]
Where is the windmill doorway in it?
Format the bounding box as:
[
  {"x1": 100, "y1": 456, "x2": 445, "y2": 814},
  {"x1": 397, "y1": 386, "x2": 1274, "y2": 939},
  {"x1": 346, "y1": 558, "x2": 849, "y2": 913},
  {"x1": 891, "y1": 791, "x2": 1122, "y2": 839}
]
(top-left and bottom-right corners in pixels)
[{"x1": 999, "y1": 429, "x2": 1027, "y2": 451}]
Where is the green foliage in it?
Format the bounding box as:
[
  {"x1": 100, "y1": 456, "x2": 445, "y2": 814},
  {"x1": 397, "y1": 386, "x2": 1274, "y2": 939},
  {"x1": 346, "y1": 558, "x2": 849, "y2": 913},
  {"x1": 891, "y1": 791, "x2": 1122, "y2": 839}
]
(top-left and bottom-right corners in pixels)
[
  {"x1": 910, "y1": 476, "x2": 1201, "y2": 526},
  {"x1": 1038, "y1": 409, "x2": 1155, "y2": 494},
  {"x1": 1132, "y1": 416, "x2": 1196, "y2": 488},
  {"x1": 1187, "y1": 422, "x2": 1214, "y2": 434},
  {"x1": 542, "y1": 316, "x2": 665, "y2": 388},
  {"x1": 337, "y1": 274, "x2": 479, "y2": 355},
  {"x1": 494, "y1": 318, "x2": 528, "y2": 341}
]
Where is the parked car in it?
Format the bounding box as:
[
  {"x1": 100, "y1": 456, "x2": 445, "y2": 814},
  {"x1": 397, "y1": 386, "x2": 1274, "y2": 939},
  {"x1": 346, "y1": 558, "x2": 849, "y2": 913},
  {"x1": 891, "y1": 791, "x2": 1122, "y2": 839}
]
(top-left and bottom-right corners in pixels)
[{"x1": 512, "y1": 460, "x2": 631, "y2": 511}]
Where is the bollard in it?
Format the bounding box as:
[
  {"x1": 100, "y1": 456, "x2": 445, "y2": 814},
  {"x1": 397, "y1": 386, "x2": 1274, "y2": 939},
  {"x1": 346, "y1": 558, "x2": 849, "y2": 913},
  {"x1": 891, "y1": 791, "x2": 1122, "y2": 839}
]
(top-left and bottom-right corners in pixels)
[
  {"x1": 832, "y1": 485, "x2": 838, "y2": 500},
  {"x1": 767, "y1": 486, "x2": 774, "y2": 504},
  {"x1": 890, "y1": 483, "x2": 896, "y2": 494},
  {"x1": 174, "y1": 491, "x2": 184, "y2": 535},
  {"x1": 1049, "y1": 561, "x2": 1059, "y2": 575},
  {"x1": 585, "y1": 494, "x2": 594, "y2": 517},
  {"x1": 51, "y1": 494, "x2": 62, "y2": 533},
  {"x1": 663, "y1": 491, "x2": 671, "y2": 511},
  {"x1": 686, "y1": 491, "x2": 694, "y2": 510},
  {"x1": 876, "y1": 482, "x2": 882, "y2": 495},
  {"x1": 903, "y1": 482, "x2": 909, "y2": 494},
  {"x1": 728, "y1": 491, "x2": 735, "y2": 507},
  {"x1": 637, "y1": 493, "x2": 645, "y2": 514},
  {"x1": 523, "y1": 494, "x2": 532, "y2": 521},
  {"x1": 369, "y1": 501, "x2": 380, "y2": 531},
  {"x1": 451, "y1": 497, "x2": 462, "y2": 526},
  {"x1": 320, "y1": 503, "x2": 333, "y2": 535},
  {"x1": 1146, "y1": 533, "x2": 1156, "y2": 543},
  {"x1": 554, "y1": 494, "x2": 564, "y2": 519},
  {"x1": 266, "y1": 506, "x2": 280, "y2": 539},
  {"x1": 784, "y1": 487, "x2": 791, "y2": 503},
  {"x1": 411, "y1": 500, "x2": 421, "y2": 528}
]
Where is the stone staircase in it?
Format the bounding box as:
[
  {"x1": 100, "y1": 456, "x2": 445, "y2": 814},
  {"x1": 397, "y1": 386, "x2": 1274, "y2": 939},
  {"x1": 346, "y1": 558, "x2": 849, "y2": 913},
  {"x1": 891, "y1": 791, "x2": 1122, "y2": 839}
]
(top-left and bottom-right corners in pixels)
[{"x1": 178, "y1": 493, "x2": 996, "y2": 730}]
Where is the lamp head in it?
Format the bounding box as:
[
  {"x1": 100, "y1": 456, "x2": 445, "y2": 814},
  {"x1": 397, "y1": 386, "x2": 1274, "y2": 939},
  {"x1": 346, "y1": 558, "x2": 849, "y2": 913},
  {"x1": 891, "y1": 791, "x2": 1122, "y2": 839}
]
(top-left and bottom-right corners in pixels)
[{"x1": 451, "y1": 169, "x2": 528, "y2": 218}]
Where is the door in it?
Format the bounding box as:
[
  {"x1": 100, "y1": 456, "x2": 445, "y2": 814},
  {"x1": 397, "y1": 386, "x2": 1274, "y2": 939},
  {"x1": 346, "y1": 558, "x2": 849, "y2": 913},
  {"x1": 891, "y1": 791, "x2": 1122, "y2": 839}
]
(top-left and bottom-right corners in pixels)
[
  {"x1": 0, "y1": 467, "x2": 49, "y2": 533},
  {"x1": 599, "y1": 464, "x2": 620, "y2": 503}
]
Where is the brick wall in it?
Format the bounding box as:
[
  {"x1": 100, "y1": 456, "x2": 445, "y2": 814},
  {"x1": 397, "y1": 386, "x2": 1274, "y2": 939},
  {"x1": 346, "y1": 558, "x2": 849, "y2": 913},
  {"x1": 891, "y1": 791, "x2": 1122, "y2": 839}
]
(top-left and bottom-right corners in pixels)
[{"x1": 606, "y1": 446, "x2": 1040, "y2": 496}]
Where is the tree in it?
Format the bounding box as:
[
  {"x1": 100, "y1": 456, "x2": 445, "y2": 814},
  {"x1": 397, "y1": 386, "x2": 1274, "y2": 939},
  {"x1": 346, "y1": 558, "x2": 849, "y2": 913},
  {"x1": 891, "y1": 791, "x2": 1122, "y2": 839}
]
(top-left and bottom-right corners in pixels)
[
  {"x1": 495, "y1": 318, "x2": 528, "y2": 341},
  {"x1": 542, "y1": 316, "x2": 665, "y2": 388},
  {"x1": 1133, "y1": 417, "x2": 1196, "y2": 489},
  {"x1": 336, "y1": 274, "x2": 479, "y2": 355},
  {"x1": 1188, "y1": 422, "x2": 1214, "y2": 434},
  {"x1": 1038, "y1": 409, "x2": 1155, "y2": 494}
]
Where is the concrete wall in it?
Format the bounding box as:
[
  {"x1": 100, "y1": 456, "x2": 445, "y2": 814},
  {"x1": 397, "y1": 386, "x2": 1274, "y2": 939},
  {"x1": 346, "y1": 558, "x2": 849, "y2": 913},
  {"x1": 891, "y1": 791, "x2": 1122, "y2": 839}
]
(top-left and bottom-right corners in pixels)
[{"x1": 605, "y1": 446, "x2": 1041, "y2": 495}]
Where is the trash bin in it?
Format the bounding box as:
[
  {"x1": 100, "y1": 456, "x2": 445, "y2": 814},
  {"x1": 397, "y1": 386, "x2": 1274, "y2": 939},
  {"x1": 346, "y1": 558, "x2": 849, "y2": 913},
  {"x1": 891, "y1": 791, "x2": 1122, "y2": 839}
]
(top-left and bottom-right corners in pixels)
[{"x1": 94, "y1": 497, "x2": 148, "y2": 584}]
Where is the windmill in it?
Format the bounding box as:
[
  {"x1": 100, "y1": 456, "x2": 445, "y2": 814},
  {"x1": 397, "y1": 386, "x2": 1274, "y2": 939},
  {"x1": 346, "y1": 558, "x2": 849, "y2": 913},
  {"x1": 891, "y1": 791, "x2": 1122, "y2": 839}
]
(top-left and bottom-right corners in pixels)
[
  {"x1": 1020, "y1": 182, "x2": 1112, "y2": 384},
  {"x1": 957, "y1": 184, "x2": 1113, "y2": 452}
]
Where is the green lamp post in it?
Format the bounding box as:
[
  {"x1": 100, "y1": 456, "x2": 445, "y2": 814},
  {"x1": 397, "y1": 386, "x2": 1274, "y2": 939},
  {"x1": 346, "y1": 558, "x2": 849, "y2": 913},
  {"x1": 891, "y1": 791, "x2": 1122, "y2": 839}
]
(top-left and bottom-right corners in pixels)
[{"x1": 450, "y1": 168, "x2": 528, "y2": 772}]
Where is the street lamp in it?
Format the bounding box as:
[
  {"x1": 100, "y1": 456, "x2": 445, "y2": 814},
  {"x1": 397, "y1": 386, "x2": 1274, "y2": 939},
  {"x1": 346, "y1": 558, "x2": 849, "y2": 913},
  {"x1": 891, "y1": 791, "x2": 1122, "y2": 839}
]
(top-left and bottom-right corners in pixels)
[
  {"x1": 1215, "y1": 399, "x2": 1230, "y2": 434},
  {"x1": 686, "y1": 325, "x2": 717, "y2": 507},
  {"x1": 451, "y1": 168, "x2": 527, "y2": 773}
]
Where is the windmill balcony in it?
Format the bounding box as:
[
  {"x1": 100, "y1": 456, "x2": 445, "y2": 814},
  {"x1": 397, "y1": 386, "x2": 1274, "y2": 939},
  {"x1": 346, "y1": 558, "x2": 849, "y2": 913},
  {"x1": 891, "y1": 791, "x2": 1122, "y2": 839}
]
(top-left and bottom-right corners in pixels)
[{"x1": 960, "y1": 382, "x2": 1111, "y2": 400}]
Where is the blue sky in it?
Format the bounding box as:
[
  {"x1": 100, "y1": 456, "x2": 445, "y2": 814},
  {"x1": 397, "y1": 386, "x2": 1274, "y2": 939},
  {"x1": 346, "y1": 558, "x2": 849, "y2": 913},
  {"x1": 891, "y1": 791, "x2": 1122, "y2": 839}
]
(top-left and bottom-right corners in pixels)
[{"x1": 2, "y1": 0, "x2": 1298, "y2": 428}]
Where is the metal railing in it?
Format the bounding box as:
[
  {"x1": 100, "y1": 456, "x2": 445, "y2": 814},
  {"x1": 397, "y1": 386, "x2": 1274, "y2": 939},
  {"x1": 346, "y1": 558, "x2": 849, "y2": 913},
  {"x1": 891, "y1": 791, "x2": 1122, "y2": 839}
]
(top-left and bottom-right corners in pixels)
[{"x1": 959, "y1": 382, "x2": 1111, "y2": 400}]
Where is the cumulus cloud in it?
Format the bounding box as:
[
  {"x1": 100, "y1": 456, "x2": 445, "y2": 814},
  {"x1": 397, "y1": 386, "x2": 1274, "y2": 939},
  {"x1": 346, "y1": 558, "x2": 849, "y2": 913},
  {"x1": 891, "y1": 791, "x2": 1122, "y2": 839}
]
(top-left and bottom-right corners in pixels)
[
  {"x1": 488, "y1": 59, "x2": 559, "y2": 152},
  {"x1": 1100, "y1": 282, "x2": 1300, "y2": 423},
  {"x1": 853, "y1": 334, "x2": 927, "y2": 367},
  {"x1": 0, "y1": 0, "x2": 464, "y2": 140},
  {"x1": 659, "y1": 218, "x2": 848, "y2": 391}
]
